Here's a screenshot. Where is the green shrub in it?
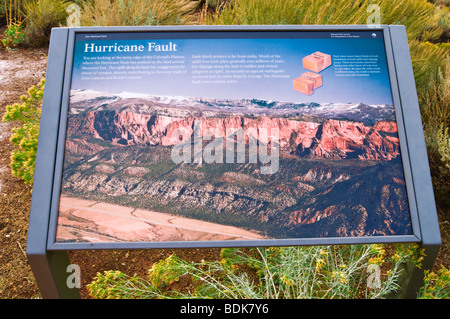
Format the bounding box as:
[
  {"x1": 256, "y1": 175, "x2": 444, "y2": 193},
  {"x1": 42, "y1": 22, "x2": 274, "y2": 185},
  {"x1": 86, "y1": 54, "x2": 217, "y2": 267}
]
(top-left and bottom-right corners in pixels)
[
  {"x1": 204, "y1": 0, "x2": 230, "y2": 10},
  {"x1": 87, "y1": 270, "x2": 159, "y2": 299},
  {"x1": 417, "y1": 47, "x2": 449, "y2": 138},
  {"x1": 420, "y1": 57, "x2": 450, "y2": 139},
  {"x1": 147, "y1": 254, "x2": 188, "y2": 289},
  {"x1": 410, "y1": 41, "x2": 450, "y2": 96},
  {"x1": 2, "y1": 79, "x2": 44, "y2": 186},
  {"x1": 1, "y1": 0, "x2": 25, "y2": 26},
  {"x1": 413, "y1": 46, "x2": 450, "y2": 210},
  {"x1": 204, "y1": 0, "x2": 446, "y2": 41},
  {"x1": 23, "y1": 0, "x2": 68, "y2": 46},
  {"x1": 435, "y1": 126, "x2": 450, "y2": 175},
  {"x1": 426, "y1": 124, "x2": 450, "y2": 210},
  {"x1": 87, "y1": 244, "x2": 424, "y2": 299},
  {"x1": 1, "y1": 22, "x2": 26, "y2": 49},
  {"x1": 79, "y1": 0, "x2": 200, "y2": 26},
  {"x1": 418, "y1": 267, "x2": 450, "y2": 299}
]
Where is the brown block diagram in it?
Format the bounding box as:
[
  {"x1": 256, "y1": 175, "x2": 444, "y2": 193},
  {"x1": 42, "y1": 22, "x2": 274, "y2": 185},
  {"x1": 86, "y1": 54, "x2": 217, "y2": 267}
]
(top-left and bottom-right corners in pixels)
[
  {"x1": 294, "y1": 51, "x2": 331, "y2": 95},
  {"x1": 302, "y1": 51, "x2": 332, "y2": 73},
  {"x1": 301, "y1": 71, "x2": 322, "y2": 89},
  {"x1": 293, "y1": 77, "x2": 315, "y2": 95}
]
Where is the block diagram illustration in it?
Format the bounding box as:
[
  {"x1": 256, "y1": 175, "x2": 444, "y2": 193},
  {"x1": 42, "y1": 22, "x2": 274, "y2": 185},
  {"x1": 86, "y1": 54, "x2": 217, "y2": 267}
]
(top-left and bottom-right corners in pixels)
[{"x1": 293, "y1": 51, "x2": 332, "y2": 95}]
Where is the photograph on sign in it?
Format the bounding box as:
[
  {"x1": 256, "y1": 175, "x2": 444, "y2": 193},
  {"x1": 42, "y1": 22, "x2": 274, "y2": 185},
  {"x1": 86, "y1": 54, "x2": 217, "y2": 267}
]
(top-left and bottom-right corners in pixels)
[{"x1": 53, "y1": 30, "x2": 413, "y2": 245}]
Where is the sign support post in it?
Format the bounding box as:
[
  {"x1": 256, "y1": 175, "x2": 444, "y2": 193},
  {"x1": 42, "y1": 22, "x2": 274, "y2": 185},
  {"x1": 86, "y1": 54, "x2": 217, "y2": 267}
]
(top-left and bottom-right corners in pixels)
[
  {"x1": 26, "y1": 27, "x2": 80, "y2": 299},
  {"x1": 387, "y1": 25, "x2": 442, "y2": 299}
]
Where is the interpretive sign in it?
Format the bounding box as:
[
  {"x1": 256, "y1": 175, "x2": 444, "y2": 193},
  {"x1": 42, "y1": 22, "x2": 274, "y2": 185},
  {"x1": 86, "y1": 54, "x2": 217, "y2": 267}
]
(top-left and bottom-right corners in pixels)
[
  {"x1": 26, "y1": 24, "x2": 441, "y2": 298},
  {"x1": 29, "y1": 25, "x2": 437, "y2": 250}
]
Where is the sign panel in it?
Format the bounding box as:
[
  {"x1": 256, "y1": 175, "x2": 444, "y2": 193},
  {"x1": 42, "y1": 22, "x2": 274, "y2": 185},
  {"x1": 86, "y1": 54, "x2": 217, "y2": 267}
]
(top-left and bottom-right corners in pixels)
[{"x1": 45, "y1": 26, "x2": 424, "y2": 249}]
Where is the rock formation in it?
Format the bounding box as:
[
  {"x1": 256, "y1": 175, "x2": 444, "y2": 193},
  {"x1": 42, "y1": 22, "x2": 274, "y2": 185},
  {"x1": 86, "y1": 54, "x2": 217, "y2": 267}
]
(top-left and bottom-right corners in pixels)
[{"x1": 67, "y1": 108, "x2": 400, "y2": 162}]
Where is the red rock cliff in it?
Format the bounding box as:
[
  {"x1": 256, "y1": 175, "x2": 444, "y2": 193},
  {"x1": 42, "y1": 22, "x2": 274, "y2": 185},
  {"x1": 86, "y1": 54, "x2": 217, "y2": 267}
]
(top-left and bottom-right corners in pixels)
[{"x1": 68, "y1": 110, "x2": 400, "y2": 161}]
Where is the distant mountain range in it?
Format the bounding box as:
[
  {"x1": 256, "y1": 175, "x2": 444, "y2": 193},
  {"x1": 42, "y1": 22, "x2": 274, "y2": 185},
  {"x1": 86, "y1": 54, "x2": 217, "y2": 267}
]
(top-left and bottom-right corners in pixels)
[
  {"x1": 67, "y1": 90, "x2": 401, "y2": 162},
  {"x1": 69, "y1": 89, "x2": 396, "y2": 125},
  {"x1": 57, "y1": 89, "x2": 411, "y2": 242}
]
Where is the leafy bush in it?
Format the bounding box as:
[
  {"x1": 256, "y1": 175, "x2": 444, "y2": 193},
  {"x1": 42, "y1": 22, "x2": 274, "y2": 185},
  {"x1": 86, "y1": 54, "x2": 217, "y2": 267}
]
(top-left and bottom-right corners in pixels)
[
  {"x1": 420, "y1": 50, "x2": 449, "y2": 131},
  {"x1": 426, "y1": 123, "x2": 450, "y2": 210},
  {"x1": 79, "y1": 0, "x2": 200, "y2": 26},
  {"x1": 1, "y1": 0, "x2": 25, "y2": 27},
  {"x1": 412, "y1": 45, "x2": 450, "y2": 210},
  {"x1": 86, "y1": 270, "x2": 160, "y2": 299},
  {"x1": 418, "y1": 266, "x2": 450, "y2": 299},
  {"x1": 204, "y1": 0, "x2": 229, "y2": 10},
  {"x1": 2, "y1": 79, "x2": 44, "y2": 186},
  {"x1": 87, "y1": 244, "x2": 425, "y2": 299},
  {"x1": 410, "y1": 41, "x2": 450, "y2": 97},
  {"x1": 435, "y1": 126, "x2": 450, "y2": 175},
  {"x1": 1, "y1": 22, "x2": 26, "y2": 49},
  {"x1": 22, "y1": 0, "x2": 68, "y2": 46},
  {"x1": 204, "y1": 0, "x2": 446, "y2": 41}
]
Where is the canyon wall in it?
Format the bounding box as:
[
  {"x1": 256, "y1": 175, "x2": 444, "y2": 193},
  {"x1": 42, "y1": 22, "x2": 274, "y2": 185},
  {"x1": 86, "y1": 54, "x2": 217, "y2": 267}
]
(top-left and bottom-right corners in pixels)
[{"x1": 66, "y1": 110, "x2": 400, "y2": 162}]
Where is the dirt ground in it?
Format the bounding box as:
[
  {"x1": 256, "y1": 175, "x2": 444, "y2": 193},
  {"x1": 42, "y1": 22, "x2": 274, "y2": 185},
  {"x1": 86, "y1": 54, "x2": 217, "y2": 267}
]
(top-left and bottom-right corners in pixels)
[{"x1": 0, "y1": 46, "x2": 448, "y2": 299}]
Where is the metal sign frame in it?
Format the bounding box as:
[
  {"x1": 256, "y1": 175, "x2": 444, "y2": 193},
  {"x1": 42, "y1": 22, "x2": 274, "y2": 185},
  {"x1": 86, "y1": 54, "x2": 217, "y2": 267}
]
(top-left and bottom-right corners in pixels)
[{"x1": 26, "y1": 25, "x2": 440, "y2": 298}]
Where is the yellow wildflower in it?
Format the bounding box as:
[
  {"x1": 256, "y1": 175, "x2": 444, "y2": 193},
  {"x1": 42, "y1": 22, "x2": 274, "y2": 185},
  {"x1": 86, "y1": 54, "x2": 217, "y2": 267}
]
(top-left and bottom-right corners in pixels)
[
  {"x1": 315, "y1": 258, "x2": 326, "y2": 272},
  {"x1": 391, "y1": 253, "x2": 401, "y2": 262},
  {"x1": 319, "y1": 249, "x2": 329, "y2": 256},
  {"x1": 339, "y1": 273, "x2": 348, "y2": 284},
  {"x1": 332, "y1": 271, "x2": 348, "y2": 284},
  {"x1": 370, "y1": 244, "x2": 385, "y2": 256},
  {"x1": 368, "y1": 255, "x2": 384, "y2": 266},
  {"x1": 281, "y1": 275, "x2": 295, "y2": 287}
]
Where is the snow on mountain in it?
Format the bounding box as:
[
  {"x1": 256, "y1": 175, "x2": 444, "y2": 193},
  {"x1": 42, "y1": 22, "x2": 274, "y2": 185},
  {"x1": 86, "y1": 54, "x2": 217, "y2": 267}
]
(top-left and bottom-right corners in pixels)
[
  {"x1": 69, "y1": 89, "x2": 113, "y2": 103},
  {"x1": 69, "y1": 89, "x2": 395, "y2": 124}
]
